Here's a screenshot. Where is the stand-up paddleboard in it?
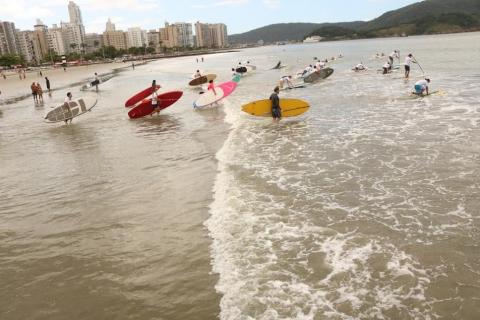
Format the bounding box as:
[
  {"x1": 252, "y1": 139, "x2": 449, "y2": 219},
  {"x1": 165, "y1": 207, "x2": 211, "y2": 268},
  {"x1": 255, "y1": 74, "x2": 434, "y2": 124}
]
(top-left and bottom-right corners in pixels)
[
  {"x1": 125, "y1": 85, "x2": 161, "y2": 108},
  {"x1": 189, "y1": 74, "x2": 217, "y2": 86},
  {"x1": 242, "y1": 99, "x2": 310, "y2": 118},
  {"x1": 232, "y1": 74, "x2": 241, "y2": 83},
  {"x1": 280, "y1": 83, "x2": 307, "y2": 91},
  {"x1": 236, "y1": 67, "x2": 247, "y2": 74},
  {"x1": 303, "y1": 67, "x2": 334, "y2": 83},
  {"x1": 193, "y1": 81, "x2": 237, "y2": 109},
  {"x1": 45, "y1": 97, "x2": 98, "y2": 123},
  {"x1": 80, "y1": 74, "x2": 114, "y2": 91},
  {"x1": 128, "y1": 91, "x2": 183, "y2": 119}
]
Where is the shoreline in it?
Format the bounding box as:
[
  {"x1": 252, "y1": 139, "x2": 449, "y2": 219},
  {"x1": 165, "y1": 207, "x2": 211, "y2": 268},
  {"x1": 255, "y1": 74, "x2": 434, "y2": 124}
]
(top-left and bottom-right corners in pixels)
[{"x1": 0, "y1": 49, "x2": 239, "y2": 105}]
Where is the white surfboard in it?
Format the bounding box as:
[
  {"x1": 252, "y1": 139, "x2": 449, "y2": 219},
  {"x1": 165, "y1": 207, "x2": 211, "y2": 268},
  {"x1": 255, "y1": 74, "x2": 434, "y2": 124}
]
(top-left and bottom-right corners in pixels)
[{"x1": 45, "y1": 97, "x2": 97, "y2": 123}]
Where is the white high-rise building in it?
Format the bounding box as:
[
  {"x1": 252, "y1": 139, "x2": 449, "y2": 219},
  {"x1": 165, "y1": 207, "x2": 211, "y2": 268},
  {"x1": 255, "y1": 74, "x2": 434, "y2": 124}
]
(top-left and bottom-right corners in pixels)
[
  {"x1": 126, "y1": 27, "x2": 147, "y2": 48},
  {"x1": 47, "y1": 24, "x2": 67, "y2": 55},
  {"x1": 61, "y1": 22, "x2": 84, "y2": 53},
  {"x1": 0, "y1": 21, "x2": 19, "y2": 55},
  {"x1": 66, "y1": 1, "x2": 85, "y2": 50},
  {"x1": 16, "y1": 30, "x2": 36, "y2": 63},
  {"x1": 175, "y1": 22, "x2": 194, "y2": 48},
  {"x1": 68, "y1": 1, "x2": 83, "y2": 25},
  {"x1": 106, "y1": 18, "x2": 115, "y2": 32}
]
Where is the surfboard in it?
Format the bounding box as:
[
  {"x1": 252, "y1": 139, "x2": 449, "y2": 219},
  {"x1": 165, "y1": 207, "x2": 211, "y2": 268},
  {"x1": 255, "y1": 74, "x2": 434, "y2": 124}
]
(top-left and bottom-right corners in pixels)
[
  {"x1": 80, "y1": 74, "x2": 114, "y2": 91},
  {"x1": 125, "y1": 85, "x2": 161, "y2": 108},
  {"x1": 193, "y1": 81, "x2": 237, "y2": 109},
  {"x1": 280, "y1": 83, "x2": 307, "y2": 91},
  {"x1": 242, "y1": 99, "x2": 310, "y2": 118},
  {"x1": 303, "y1": 67, "x2": 334, "y2": 83},
  {"x1": 189, "y1": 74, "x2": 217, "y2": 86},
  {"x1": 45, "y1": 97, "x2": 98, "y2": 123},
  {"x1": 128, "y1": 91, "x2": 183, "y2": 119}
]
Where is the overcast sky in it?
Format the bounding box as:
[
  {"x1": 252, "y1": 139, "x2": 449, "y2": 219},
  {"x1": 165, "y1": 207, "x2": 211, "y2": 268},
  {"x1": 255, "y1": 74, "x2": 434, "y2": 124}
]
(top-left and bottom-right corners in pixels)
[{"x1": 0, "y1": 0, "x2": 420, "y2": 34}]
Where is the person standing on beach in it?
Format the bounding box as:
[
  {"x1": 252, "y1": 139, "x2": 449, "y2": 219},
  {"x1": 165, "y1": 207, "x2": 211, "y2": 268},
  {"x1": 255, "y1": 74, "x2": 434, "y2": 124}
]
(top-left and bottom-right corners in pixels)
[
  {"x1": 270, "y1": 86, "x2": 281, "y2": 123},
  {"x1": 132, "y1": 62, "x2": 135, "y2": 70},
  {"x1": 201, "y1": 57, "x2": 204, "y2": 63},
  {"x1": 30, "y1": 82, "x2": 38, "y2": 102},
  {"x1": 45, "y1": 77, "x2": 51, "y2": 93}
]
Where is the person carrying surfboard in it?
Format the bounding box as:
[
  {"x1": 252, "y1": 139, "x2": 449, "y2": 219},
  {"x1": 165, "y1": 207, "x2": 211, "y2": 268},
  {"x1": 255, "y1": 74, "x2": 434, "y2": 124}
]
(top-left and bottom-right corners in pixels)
[
  {"x1": 270, "y1": 86, "x2": 281, "y2": 123},
  {"x1": 413, "y1": 78, "x2": 430, "y2": 96},
  {"x1": 382, "y1": 61, "x2": 391, "y2": 74},
  {"x1": 194, "y1": 70, "x2": 202, "y2": 78},
  {"x1": 93, "y1": 73, "x2": 99, "y2": 91},
  {"x1": 63, "y1": 92, "x2": 73, "y2": 124},
  {"x1": 150, "y1": 80, "x2": 161, "y2": 115}
]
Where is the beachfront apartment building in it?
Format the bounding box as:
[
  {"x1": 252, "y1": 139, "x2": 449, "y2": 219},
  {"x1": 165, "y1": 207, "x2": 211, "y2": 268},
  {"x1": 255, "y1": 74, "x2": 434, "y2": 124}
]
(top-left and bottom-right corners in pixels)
[
  {"x1": 195, "y1": 22, "x2": 228, "y2": 48},
  {"x1": 159, "y1": 22, "x2": 194, "y2": 49},
  {"x1": 0, "y1": 21, "x2": 20, "y2": 55},
  {"x1": 84, "y1": 33, "x2": 104, "y2": 54},
  {"x1": 47, "y1": 25, "x2": 67, "y2": 56},
  {"x1": 32, "y1": 20, "x2": 50, "y2": 62},
  {"x1": 126, "y1": 27, "x2": 147, "y2": 48},
  {"x1": 16, "y1": 30, "x2": 36, "y2": 63},
  {"x1": 103, "y1": 30, "x2": 128, "y2": 50},
  {"x1": 147, "y1": 30, "x2": 161, "y2": 52}
]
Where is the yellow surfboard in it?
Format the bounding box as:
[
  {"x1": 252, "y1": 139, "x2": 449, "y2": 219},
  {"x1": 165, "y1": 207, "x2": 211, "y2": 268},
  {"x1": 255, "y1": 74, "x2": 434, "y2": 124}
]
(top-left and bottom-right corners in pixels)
[{"x1": 241, "y1": 99, "x2": 310, "y2": 117}]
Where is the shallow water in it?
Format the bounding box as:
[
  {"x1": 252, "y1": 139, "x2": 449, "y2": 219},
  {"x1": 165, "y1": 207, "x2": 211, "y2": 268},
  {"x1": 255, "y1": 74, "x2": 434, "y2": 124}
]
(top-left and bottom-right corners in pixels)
[{"x1": 1, "y1": 32, "x2": 479, "y2": 320}]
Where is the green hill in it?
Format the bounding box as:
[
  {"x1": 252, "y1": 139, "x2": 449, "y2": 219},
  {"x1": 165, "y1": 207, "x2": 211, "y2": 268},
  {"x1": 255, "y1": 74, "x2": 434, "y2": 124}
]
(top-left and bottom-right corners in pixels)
[
  {"x1": 229, "y1": 0, "x2": 480, "y2": 44},
  {"x1": 228, "y1": 22, "x2": 366, "y2": 44}
]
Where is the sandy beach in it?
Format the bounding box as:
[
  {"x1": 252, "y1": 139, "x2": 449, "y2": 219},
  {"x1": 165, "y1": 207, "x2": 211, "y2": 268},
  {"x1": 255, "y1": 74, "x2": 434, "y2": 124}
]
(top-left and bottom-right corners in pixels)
[{"x1": 0, "y1": 61, "x2": 141, "y2": 103}]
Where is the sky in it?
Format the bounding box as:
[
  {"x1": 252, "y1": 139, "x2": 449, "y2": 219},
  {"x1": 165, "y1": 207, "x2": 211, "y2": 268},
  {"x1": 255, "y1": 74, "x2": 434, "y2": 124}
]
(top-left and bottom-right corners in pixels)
[{"x1": 0, "y1": 0, "x2": 421, "y2": 34}]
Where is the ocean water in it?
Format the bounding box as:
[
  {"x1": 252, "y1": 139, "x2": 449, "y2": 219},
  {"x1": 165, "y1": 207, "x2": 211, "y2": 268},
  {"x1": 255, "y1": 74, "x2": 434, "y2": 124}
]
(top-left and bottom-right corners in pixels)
[{"x1": 1, "y1": 32, "x2": 479, "y2": 319}]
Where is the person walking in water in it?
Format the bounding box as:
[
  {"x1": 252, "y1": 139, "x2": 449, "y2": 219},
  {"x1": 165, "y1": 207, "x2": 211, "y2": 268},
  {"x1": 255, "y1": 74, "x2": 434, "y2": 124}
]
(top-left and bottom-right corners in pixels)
[
  {"x1": 30, "y1": 82, "x2": 38, "y2": 102},
  {"x1": 36, "y1": 83, "x2": 43, "y2": 102},
  {"x1": 151, "y1": 80, "x2": 162, "y2": 115},
  {"x1": 64, "y1": 92, "x2": 73, "y2": 124},
  {"x1": 207, "y1": 79, "x2": 216, "y2": 95},
  {"x1": 93, "y1": 72, "x2": 99, "y2": 91},
  {"x1": 45, "y1": 77, "x2": 51, "y2": 93},
  {"x1": 270, "y1": 86, "x2": 281, "y2": 123}
]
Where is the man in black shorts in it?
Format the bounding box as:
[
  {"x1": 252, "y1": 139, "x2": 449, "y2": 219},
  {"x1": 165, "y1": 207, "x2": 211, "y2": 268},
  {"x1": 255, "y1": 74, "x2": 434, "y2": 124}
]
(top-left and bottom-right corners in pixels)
[{"x1": 270, "y1": 86, "x2": 281, "y2": 122}]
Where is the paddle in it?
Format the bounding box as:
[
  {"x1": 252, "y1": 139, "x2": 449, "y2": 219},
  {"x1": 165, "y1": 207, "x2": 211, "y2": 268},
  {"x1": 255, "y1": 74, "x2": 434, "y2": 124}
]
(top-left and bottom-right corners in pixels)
[{"x1": 412, "y1": 56, "x2": 426, "y2": 75}]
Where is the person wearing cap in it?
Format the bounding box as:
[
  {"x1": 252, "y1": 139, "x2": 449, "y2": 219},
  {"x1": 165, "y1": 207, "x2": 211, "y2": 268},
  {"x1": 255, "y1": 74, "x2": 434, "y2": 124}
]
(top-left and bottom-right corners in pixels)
[
  {"x1": 414, "y1": 78, "x2": 430, "y2": 96},
  {"x1": 404, "y1": 54, "x2": 416, "y2": 79},
  {"x1": 270, "y1": 86, "x2": 281, "y2": 122}
]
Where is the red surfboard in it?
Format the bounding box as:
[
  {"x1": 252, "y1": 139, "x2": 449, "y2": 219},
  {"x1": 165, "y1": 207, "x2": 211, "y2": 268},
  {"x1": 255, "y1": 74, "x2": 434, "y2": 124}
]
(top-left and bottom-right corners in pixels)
[
  {"x1": 128, "y1": 91, "x2": 183, "y2": 119},
  {"x1": 125, "y1": 85, "x2": 161, "y2": 108}
]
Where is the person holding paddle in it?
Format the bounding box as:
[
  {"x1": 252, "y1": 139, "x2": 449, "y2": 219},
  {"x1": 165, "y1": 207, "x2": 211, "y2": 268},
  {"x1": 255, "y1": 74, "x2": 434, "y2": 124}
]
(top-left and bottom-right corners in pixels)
[{"x1": 404, "y1": 54, "x2": 417, "y2": 79}]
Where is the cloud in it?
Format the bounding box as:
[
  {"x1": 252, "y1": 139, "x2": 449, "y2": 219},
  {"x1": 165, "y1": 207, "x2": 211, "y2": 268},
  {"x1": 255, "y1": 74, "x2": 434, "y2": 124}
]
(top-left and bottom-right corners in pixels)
[
  {"x1": 263, "y1": 0, "x2": 279, "y2": 9},
  {"x1": 192, "y1": 0, "x2": 250, "y2": 9}
]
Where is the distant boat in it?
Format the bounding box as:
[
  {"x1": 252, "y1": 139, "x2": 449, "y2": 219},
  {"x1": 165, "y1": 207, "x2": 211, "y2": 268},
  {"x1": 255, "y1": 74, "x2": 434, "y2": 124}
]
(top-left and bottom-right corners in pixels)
[{"x1": 303, "y1": 36, "x2": 322, "y2": 43}]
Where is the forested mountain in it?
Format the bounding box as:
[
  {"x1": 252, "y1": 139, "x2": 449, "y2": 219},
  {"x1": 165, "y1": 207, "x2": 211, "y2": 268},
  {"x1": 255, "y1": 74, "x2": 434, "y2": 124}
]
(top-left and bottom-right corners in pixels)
[{"x1": 229, "y1": 0, "x2": 480, "y2": 44}]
